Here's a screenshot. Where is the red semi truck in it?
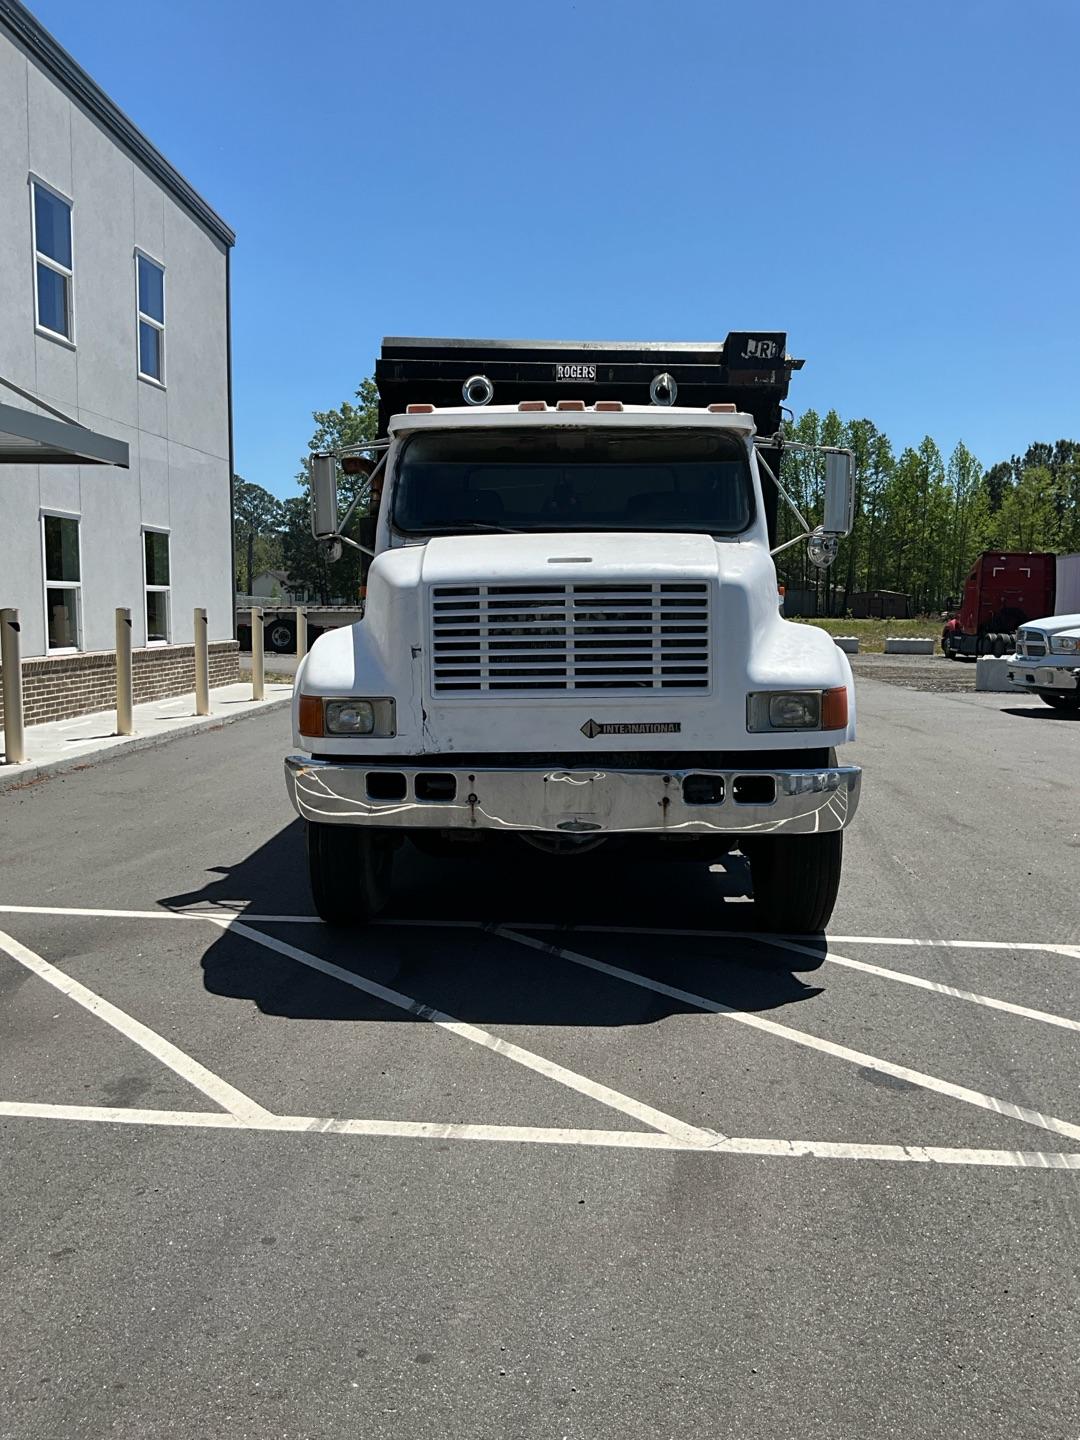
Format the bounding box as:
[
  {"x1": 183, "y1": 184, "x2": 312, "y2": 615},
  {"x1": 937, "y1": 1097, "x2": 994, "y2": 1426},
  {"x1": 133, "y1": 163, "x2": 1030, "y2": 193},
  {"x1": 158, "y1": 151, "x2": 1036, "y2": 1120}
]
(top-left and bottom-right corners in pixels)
[{"x1": 941, "y1": 552, "x2": 1062, "y2": 658}]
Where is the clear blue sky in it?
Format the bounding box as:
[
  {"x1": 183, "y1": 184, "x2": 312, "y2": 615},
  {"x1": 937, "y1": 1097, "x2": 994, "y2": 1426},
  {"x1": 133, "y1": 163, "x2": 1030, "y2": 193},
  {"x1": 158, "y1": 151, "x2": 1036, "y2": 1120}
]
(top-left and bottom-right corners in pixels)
[{"x1": 30, "y1": 0, "x2": 1080, "y2": 498}]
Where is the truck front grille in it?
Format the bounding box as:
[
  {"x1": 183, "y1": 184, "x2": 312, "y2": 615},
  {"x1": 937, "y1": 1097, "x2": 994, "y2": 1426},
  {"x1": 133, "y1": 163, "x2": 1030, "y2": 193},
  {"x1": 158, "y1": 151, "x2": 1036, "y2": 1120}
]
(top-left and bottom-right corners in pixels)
[
  {"x1": 1018, "y1": 631, "x2": 1046, "y2": 657},
  {"x1": 430, "y1": 582, "x2": 711, "y2": 694}
]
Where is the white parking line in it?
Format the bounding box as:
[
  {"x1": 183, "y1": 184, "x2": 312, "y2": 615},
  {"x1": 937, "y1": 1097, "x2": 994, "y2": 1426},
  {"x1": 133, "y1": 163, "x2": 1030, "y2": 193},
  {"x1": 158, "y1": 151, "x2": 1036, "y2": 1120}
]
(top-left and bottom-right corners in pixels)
[
  {"x1": 1, "y1": 906, "x2": 1077, "y2": 960},
  {"x1": 495, "y1": 928, "x2": 1080, "y2": 1147},
  {"x1": 0, "y1": 928, "x2": 272, "y2": 1124},
  {"x1": 212, "y1": 917, "x2": 724, "y2": 1149},
  {"x1": 3, "y1": 1101, "x2": 1080, "y2": 1170},
  {"x1": 489, "y1": 922, "x2": 1080, "y2": 961},
  {"x1": 5, "y1": 905, "x2": 1080, "y2": 1166}
]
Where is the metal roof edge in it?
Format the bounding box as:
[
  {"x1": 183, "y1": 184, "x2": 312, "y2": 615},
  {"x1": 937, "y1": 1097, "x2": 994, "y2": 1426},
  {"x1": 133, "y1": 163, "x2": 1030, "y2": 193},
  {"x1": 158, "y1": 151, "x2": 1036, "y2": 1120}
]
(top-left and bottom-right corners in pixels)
[{"x1": 0, "y1": 0, "x2": 235, "y2": 248}]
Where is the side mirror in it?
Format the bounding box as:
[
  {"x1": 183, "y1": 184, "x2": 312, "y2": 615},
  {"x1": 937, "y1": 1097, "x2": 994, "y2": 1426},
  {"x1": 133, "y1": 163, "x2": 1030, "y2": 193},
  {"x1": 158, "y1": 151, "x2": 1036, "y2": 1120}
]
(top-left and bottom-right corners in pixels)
[
  {"x1": 822, "y1": 450, "x2": 855, "y2": 536},
  {"x1": 310, "y1": 454, "x2": 338, "y2": 539}
]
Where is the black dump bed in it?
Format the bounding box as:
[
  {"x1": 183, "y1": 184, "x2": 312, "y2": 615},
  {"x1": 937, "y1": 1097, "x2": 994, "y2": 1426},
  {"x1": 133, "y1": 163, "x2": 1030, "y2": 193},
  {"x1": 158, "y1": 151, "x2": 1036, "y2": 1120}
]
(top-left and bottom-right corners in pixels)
[{"x1": 374, "y1": 334, "x2": 804, "y2": 543}]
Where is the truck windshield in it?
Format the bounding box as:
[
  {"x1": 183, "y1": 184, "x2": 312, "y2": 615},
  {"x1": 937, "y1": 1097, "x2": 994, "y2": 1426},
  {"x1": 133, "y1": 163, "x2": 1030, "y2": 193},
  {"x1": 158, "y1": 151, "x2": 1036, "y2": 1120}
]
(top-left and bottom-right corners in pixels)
[{"x1": 392, "y1": 428, "x2": 754, "y2": 536}]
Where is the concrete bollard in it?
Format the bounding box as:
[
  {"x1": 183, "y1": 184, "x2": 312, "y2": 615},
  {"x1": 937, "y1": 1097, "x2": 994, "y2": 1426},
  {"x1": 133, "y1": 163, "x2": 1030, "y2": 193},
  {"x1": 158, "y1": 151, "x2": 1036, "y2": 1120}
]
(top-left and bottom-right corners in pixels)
[
  {"x1": 295, "y1": 606, "x2": 307, "y2": 659},
  {"x1": 975, "y1": 656, "x2": 1016, "y2": 692},
  {"x1": 884, "y1": 637, "x2": 935, "y2": 655},
  {"x1": 1, "y1": 607, "x2": 27, "y2": 764},
  {"x1": 115, "y1": 608, "x2": 134, "y2": 736},
  {"x1": 194, "y1": 607, "x2": 210, "y2": 715},
  {"x1": 251, "y1": 606, "x2": 265, "y2": 701},
  {"x1": 833, "y1": 636, "x2": 860, "y2": 654}
]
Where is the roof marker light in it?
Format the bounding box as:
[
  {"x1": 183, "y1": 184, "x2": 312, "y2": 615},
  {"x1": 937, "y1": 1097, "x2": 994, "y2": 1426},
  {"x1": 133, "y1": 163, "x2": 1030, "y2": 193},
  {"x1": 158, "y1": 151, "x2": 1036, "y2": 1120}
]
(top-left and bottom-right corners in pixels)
[
  {"x1": 556, "y1": 399, "x2": 586, "y2": 411},
  {"x1": 594, "y1": 400, "x2": 624, "y2": 412},
  {"x1": 518, "y1": 400, "x2": 548, "y2": 412},
  {"x1": 406, "y1": 403, "x2": 435, "y2": 413},
  {"x1": 708, "y1": 403, "x2": 737, "y2": 413}
]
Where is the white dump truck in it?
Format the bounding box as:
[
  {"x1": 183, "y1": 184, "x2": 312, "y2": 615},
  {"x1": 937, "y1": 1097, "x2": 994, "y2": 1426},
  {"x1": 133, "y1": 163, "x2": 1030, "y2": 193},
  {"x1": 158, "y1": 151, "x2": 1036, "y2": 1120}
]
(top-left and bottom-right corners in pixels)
[{"x1": 285, "y1": 336, "x2": 861, "y2": 932}]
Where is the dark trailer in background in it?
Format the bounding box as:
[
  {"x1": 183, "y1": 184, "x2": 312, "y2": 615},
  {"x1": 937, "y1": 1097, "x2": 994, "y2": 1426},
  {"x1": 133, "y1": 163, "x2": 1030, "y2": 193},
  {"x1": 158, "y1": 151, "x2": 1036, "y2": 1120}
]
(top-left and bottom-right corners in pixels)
[{"x1": 374, "y1": 335, "x2": 804, "y2": 546}]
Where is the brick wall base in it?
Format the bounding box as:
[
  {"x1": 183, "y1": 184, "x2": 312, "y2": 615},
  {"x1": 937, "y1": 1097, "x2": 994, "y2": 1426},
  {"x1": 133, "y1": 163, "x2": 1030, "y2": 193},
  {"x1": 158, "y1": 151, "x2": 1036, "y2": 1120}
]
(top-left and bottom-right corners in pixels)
[{"x1": 0, "y1": 642, "x2": 240, "y2": 728}]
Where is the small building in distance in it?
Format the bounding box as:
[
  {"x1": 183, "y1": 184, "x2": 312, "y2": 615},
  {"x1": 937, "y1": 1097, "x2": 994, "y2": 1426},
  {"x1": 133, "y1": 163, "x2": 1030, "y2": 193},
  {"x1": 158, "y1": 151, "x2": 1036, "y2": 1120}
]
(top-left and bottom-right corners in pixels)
[
  {"x1": 849, "y1": 591, "x2": 914, "y2": 620},
  {"x1": 0, "y1": 0, "x2": 237, "y2": 728}
]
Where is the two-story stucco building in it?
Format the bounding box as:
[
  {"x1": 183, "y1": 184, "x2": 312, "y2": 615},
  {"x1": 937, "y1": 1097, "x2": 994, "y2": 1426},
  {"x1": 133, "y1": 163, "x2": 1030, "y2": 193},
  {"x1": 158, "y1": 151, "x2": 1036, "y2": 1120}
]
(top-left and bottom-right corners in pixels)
[{"x1": 0, "y1": 0, "x2": 238, "y2": 728}]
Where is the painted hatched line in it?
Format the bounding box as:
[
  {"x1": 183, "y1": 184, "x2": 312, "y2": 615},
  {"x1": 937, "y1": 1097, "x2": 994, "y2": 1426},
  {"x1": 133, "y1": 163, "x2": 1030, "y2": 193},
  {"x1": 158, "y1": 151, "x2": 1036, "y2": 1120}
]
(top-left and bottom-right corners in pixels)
[
  {"x1": 3, "y1": 1102, "x2": 1080, "y2": 1170},
  {"x1": 212, "y1": 917, "x2": 724, "y2": 1150},
  {"x1": 495, "y1": 928, "x2": 1080, "y2": 1148},
  {"x1": 0, "y1": 928, "x2": 272, "y2": 1124}
]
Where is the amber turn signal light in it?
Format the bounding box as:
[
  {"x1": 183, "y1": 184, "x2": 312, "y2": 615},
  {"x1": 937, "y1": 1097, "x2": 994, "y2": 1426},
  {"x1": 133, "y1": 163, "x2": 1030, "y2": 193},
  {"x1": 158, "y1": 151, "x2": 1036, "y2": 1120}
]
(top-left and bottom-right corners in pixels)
[
  {"x1": 298, "y1": 694, "x2": 323, "y2": 737},
  {"x1": 821, "y1": 687, "x2": 848, "y2": 730}
]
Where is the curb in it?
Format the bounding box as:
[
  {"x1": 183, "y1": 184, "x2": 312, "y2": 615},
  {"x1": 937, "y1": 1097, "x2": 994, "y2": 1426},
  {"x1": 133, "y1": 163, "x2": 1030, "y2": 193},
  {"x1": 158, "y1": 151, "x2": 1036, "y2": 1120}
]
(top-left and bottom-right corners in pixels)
[{"x1": 0, "y1": 695, "x2": 291, "y2": 795}]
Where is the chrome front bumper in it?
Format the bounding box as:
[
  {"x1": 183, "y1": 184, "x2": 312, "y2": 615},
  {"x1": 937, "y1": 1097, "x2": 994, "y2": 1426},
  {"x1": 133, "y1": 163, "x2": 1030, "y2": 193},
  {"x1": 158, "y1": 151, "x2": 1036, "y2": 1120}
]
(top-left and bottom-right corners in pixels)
[
  {"x1": 284, "y1": 757, "x2": 861, "y2": 836},
  {"x1": 1007, "y1": 661, "x2": 1079, "y2": 691}
]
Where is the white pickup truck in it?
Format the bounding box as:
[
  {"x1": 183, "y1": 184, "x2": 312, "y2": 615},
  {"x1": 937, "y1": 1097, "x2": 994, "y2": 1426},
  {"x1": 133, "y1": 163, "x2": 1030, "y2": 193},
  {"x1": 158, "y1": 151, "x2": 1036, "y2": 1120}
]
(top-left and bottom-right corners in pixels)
[
  {"x1": 1007, "y1": 615, "x2": 1080, "y2": 709},
  {"x1": 285, "y1": 336, "x2": 861, "y2": 933}
]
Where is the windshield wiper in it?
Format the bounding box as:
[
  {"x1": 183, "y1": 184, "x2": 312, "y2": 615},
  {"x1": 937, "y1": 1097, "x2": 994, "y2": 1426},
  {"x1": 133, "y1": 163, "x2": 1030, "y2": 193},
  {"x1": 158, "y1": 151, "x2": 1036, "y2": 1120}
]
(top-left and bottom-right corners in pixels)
[{"x1": 414, "y1": 521, "x2": 526, "y2": 535}]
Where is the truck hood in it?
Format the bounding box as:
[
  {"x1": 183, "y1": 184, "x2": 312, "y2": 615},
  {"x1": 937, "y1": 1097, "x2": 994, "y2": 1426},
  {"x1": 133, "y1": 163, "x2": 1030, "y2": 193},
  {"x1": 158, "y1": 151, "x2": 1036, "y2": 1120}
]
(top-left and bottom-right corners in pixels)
[
  {"x1": 419, "y1": 530, "x2": 724, "y2": 586},
  {"x1": 1025, "y1": 613, "x2": 1080, "y2": 636}
]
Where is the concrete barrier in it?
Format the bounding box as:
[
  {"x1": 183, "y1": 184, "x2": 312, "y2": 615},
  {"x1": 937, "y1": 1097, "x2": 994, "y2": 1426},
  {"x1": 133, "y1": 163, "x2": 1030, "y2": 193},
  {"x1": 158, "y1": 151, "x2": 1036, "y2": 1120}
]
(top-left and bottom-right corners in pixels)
[
  {"x1": 975, "y1": 656, "x2": 1016, "y2": 692},
  {"x1": 833, "y1": 636, "x2": 860, "y2": 654},
  {"x1": 884, "y1": 637, "x2": 935, "y2": 655}
]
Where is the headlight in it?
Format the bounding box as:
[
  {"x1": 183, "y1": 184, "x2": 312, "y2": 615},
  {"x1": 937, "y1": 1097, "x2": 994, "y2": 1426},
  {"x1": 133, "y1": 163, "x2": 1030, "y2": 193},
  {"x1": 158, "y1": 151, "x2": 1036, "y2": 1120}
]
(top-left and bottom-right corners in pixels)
[
  {"x1": 747, "y1": 687, "x2": 848, "y2": 733},
  {"x1": 326, "y1": 700, "x2": 375, "y2": 734},
  {"x1": 1050, "y1": 635, "x2": 1080, "y2": 654},
  {"x1": 299, "y1": 695, "x2": 396, "y2": 737}
]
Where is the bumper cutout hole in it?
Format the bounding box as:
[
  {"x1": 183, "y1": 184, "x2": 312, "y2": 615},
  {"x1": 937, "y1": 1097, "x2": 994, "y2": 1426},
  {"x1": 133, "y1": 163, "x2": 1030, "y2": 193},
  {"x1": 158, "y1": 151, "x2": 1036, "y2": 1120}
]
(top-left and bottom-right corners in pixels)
[
  {"x1": 682, "y1": 774, "x2": 724, "y2": 805},
  {"x1": 366, "y1": 771, "x2": 407, "y2": 802},
  {"x1": 732, "y1": 775, "x2": 775, "y2": 805},
  {"x1": 415, "y1": 773, "x2": 457, "y2": 802}
]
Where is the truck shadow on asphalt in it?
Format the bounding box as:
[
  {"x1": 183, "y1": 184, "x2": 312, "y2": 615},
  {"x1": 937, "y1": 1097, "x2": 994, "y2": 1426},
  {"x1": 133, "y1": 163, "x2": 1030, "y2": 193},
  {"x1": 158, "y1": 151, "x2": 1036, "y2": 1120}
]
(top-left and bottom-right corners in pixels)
[
  {"x1": 999, "y1": 706, "x2": 1080, "y2": 722},
  {"x1": 161, "y1": 822, "x2": 828, "y2": 1026}
]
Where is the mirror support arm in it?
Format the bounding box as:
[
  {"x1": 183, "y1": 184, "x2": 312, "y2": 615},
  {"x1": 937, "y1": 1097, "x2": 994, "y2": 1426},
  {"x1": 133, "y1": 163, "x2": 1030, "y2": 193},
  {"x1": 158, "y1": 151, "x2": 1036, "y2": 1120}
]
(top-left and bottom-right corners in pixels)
[
  {"x1": 755, "y1": 449, "x2": 812, "y2": 537},
  {"x1": 335, "y1": 534, "x2": 376, "y2": 559},
  {"x1": 336, "y1": 453, "x2": 387, "y2": 539}
]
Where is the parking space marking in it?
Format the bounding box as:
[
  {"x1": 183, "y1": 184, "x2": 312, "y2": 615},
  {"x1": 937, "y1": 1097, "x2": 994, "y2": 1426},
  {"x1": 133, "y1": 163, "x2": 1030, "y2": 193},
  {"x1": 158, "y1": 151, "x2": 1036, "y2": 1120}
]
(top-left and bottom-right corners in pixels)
[
  {"x1": 1, "y1": 907, "x2": 1077, "y2": 960},
  {"x1": 211, "y1": 917, "x2": 726, "y2": 1149},
  {"x1": 756, "y1": 937, "x2": 1080, "y2": 1033},
  {"x1": 496, "y1": 928, "x2": 1080, "y2": 1147},
  {"x1": 485, "y1": 922, "x2": 1080, "y2": 961},
  {"x1": 5, "y1": 905, "x2": 1080, "y2": 1168},
  {"x1": 4, "y1": 1101, "x2": 1080, "y2": 1169},
  {"x1": 0, "y1": 928, "x2": 272, "y2": 1124}
]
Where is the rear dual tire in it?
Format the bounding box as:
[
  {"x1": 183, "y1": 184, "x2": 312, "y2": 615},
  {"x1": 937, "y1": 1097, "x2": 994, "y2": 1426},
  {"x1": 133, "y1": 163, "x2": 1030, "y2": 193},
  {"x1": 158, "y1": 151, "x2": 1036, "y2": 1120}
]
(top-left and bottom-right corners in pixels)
[{"x1": 745, "y1": 831, "x2": 843, "y2": 934}]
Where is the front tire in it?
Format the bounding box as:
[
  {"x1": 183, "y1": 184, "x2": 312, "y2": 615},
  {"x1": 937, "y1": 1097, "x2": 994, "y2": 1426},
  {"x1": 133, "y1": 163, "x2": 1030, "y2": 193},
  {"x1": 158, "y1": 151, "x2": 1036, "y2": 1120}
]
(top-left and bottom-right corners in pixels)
[
  {"x1": 1038, "y1": 690, "x2": 1080, "y2": 712},
  {"x1": 746, "y1": 831, "x2": 843, "y2": 934},
  {"x1": 307, "y1": 823, "x2": 395, "y2": 925}
]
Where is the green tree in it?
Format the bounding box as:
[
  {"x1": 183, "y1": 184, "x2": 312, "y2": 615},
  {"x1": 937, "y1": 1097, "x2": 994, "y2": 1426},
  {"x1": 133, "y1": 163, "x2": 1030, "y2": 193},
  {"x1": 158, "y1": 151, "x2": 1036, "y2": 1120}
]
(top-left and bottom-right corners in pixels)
[
  {"x1": 233, "y1": 477, "x2": 284, "y2": 596},
  {"x1": 282, "y1": 379, "x2": 380, "y2": 604}
]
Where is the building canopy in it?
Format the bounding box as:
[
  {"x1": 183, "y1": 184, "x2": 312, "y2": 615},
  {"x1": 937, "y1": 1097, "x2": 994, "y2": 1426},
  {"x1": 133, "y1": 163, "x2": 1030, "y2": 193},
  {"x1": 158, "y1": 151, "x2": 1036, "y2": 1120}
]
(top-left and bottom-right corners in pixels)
[{"x1": 0, "y1": 387, "x2": 129, "y2": 468}]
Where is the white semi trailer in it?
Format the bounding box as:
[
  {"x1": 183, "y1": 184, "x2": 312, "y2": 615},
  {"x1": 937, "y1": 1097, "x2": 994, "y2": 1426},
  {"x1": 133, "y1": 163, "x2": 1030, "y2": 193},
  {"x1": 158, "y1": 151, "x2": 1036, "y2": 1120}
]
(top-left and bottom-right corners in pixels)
[{"x1": 285, "y1": 336, "x2": 861, "y2": 932}]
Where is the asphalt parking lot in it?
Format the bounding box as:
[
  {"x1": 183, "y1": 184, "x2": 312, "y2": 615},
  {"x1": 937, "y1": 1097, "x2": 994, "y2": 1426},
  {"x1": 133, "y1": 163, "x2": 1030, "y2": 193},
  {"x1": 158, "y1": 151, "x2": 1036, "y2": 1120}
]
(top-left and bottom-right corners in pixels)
[{"x1": 1, "y1": 677, "x2": 1079, "y2": 1440}]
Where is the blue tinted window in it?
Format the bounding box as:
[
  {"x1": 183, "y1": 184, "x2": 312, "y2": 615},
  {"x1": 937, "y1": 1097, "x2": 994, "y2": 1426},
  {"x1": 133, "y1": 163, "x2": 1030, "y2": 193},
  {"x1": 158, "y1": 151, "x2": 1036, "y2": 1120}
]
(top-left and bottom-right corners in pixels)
[
  {"x1": 36, "y1": 262, "x2": 69, "y2": 337},
  {"x1": 34, "y1": 185, "x2": 71, "y2": 267},
  {"x1": 139, "y1": 321, "x2": 161, "y2": 380},
  {"x1": 137, "y1": 255, "x2": 164, "y2": 322}
]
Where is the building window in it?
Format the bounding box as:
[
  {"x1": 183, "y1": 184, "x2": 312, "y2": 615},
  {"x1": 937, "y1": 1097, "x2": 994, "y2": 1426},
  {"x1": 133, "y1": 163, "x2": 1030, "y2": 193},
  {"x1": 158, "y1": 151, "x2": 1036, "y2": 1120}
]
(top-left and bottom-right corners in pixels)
[
  {"x1": 144, "y1": 529, "x2": 170, "y2": 643},
  {"x1": 136, "y1": 253, "x2": 165, "y2": 383},
  {"x1": 32, "y1": 180, "x2": 74, "y2": 342},
  {"x1": 42, "y1": 513, "x2": 81, "y2": 651}
]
